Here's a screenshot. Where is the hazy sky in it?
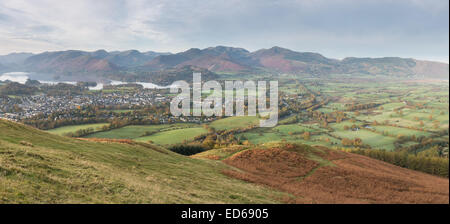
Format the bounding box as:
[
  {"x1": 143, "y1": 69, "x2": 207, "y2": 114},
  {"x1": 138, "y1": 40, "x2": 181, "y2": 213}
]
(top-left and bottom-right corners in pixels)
[{"x1": 0, "y1": 0, "x2": 448, "y2": 62}]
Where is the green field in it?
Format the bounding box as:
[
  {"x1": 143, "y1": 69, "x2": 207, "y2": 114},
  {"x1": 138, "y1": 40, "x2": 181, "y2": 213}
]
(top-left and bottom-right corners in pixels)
[
  {"x1": 372, "y1": 125, "x2": 432, "y2": 138},
  {"x1": 273, "y1": 124, "x2": 315, "y2": 134},
  {"x1": 210, "y1": 116, "x2": 260, "y2": 130},
  {"x1": 85, "y1": 123, "x2": 207, "y2": 145},
  {"x1": 237, "y1": 122, "x2": 334, "y2": 146},
  {"x1": 238, "y1": 131, "x2": 284, "y2": 145},
  {"x1": 135, "y1": 127, "x2": 208, "y2": 145},
  {"x1": 329, "y1": 121, "x2": 364, "y2": 130},
  {"x1": 47, "y1": 123, "x2": 109, "y2": 136},
  {"x1": 86, "y1": 124, "x2": 195, "y2": 139},
  {"x1": 332, "y1": 128, "x2": 397, "y2": 151}
]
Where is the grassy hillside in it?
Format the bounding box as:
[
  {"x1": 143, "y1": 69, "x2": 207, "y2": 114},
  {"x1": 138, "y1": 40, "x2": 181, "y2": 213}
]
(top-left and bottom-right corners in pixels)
[
  {"x1": 195, "y1": 143, "x2": 449, "y2": 203},
  {"x1": 46, "y1": 123, "x2": 109, "y2": 136},
  {"x1": 0, "y1": 119, "x2": 285, "y2": 203}
]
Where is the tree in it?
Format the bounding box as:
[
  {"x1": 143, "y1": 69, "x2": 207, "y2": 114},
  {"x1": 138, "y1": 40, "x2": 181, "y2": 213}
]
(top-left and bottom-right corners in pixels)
[
  {"x1": 302, "y1": 132, "x2": 311, "y2": 140},
  {"x1": 342, "y1": 138, "x2": 352, "y2": 146},
  {"x1": 419, "y1": 121, "x2": 424, "y2": 127},
  {"x1": 353, "y1": 138, "x2": 363, "y2": 146}
]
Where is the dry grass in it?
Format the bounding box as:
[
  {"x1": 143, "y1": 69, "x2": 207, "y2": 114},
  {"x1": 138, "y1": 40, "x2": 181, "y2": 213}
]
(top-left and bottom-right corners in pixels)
[
  {"x1": 0, "y1": 119, "x2": 288, "y2": 204},
  {"x1": 221, "y1": 145, "x2": 449, "y2": 204},
  {"x1": 222, "y1": 146, "x2": 319, "y2": 201}
]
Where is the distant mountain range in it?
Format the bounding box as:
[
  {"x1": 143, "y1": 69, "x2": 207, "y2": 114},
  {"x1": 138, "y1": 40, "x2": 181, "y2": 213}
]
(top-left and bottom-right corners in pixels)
[
  {"x1": 0, "y1": 52, "x2": 34, "y2": 68},
  {"x1": 0, "y1": 46, "x2": 448, "y2": 82}
]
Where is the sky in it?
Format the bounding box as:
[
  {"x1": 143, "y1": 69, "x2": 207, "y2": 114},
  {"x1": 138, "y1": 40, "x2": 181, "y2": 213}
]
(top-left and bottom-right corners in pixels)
[{"x1": 0, "y1": 0, "x2": 448, "y2": 62}]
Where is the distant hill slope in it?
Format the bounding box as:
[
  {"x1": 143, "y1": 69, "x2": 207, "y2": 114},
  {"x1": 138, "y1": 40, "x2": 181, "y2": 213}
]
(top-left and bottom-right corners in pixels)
[
  {"x1": 341, "y1": 57, "x2": 449, "y2": 79},
  {"x1": 108, "y1": 65, "x2": 218, "y2": 85},
  {"x1": 145, "y1": 46, "x2": 256, "y2": 72},
  {"x1": 0, "y1": 119, "x2": 284, "y2": 203},
  {"x1": 24, "y1": 50, "x2": 119, "y2": 74},
  {"x1": 0, "y1": 53, "x2": 34, "y2": 66},
  {"x1": 412, "y1": 60, "x2": 449, "y2": 79},
  {"x1": 0, "y1": 53, "x2": 34, "y2": 71},
  {"x1": 22, "y1": 49, "x2": 170, "y2": 74},
  {"x1": 3, "y1": 46, "x2": 449, "y2": 81},
  {"x1": 250, "y1": 46, "x2": 341, "y2": 74},
  {"x1": 145, "y1": 46, "x2": 448, "y2": 79},
  {"x1": 92, "y1": 49, "x2": 171, "y2": 68},
  {"x1": 194, "y1": 144, "x2": 449, "y2": 203}
]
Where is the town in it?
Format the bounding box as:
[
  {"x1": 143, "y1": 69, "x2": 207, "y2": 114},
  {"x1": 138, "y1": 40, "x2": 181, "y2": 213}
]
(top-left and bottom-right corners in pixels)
[{"x1": 0, "y1": 81, "x2": 217, "y2": 127}]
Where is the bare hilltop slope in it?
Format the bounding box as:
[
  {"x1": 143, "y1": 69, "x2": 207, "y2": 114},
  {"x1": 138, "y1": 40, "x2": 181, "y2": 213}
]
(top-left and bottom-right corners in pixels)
[
  {"x1": 194, "y1": 144, "x2": 449, "y2": 204},
  {"x1": 1, "y1": 119, "x2": 448, "y2": 203}
]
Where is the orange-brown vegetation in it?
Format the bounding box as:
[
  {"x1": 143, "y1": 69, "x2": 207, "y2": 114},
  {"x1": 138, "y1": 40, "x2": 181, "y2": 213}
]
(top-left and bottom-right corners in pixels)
[
  {"x1": 202, "y1": 155, "x2": 221, "y2": 160},
  {"x1": 315, "y1": 146, "x2": 349, "y2": 160},
  {"x1": 222, "y1": 147, "x2": 319, "y2": 193},
  {"x1": 221, "y1": 145, "x2": 449, "y2": 204}
]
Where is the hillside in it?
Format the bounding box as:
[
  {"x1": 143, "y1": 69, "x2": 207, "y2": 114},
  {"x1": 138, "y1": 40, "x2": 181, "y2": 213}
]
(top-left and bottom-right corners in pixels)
[
  {"x1": 20, "y1": 50, "x2": 170, "y2": 76},
  {"x1": 145, "y1": 46, "x2": 448, "y2": 79},
  {"x1": 118, "y1": 65, "x2": 219, "y2": 85},
  {"x1": 145, "y1": 46, "x2": 256, "y2": 72},
  {"x1": 0, "y1": 119, "x2": 285, "y2": 203},
  {"x1": 24, "y1": 50, "x2": 119, "y2": 74},
  {"x1": 0, "y1": 53, "x2": 34, "y2": 70},
  {"x1": 92, "y1": 49, "x2": 171, "y2": 68},
  {"x1": 412, "y1": 60, "x2": 450, "y2": 79},
  {"x1": 1, "y1": 119, "x2": 448, "y2": 203},
  {"x1": 250, "y1": 46, "x2": 340, "y2": 74},
  {"x1": 194, "y1": 144, "x2": 449, "y2": 203},
  {"x1": 341, "y1": 57, "x2": 449, "y2": 79}
]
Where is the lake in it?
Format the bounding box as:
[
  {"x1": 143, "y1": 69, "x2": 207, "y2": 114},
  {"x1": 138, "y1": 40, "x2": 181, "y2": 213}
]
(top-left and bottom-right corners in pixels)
[{"x1": 0, "y1": 72, "x2": 172, "y2": 90}]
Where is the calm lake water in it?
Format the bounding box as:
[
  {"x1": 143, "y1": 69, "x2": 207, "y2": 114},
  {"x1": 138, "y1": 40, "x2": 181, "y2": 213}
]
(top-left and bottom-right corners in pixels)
[{"x1": 0, "y1": 72, "x2": 171, "y2": 90}]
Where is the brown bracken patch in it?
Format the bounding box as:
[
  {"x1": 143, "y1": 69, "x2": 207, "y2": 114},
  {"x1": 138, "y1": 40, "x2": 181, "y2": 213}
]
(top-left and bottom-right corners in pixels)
[
  {"x1": 314, "y1": 146, "x2": 349, "y2": 161},
  {"x1": 222, "y1": 146, "x2": 449, "y2": 204},
  {"x1": 203, "y1": 155, "x2": 221, "y2": 160},
  {"x1": 222, "y1": 147, "x2": 319, "y2": 193}
]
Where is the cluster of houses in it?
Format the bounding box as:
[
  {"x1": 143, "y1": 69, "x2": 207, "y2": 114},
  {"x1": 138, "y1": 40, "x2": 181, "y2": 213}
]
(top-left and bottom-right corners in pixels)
[{"x1": 0, "y1": 90, "x2": 167, "y2": 121}]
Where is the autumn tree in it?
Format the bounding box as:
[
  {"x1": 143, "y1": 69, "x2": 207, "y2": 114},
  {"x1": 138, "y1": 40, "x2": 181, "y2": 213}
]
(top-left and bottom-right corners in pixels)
[{"x1": 303, "y1": 132, "x2": 311, "y2": 140}]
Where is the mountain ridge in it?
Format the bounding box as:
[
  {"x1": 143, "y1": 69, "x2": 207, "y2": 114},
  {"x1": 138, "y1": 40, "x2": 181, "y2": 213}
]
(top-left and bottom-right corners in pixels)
[{"x1": 1, "y1": 46, "x2": 448, "y2": 80}]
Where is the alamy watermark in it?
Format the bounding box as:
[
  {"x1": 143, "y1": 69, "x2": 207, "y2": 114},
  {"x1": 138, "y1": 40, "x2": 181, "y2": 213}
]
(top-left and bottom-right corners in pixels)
[{"x1": 170, "y1": 73, "x2": 278, "y2": 127}]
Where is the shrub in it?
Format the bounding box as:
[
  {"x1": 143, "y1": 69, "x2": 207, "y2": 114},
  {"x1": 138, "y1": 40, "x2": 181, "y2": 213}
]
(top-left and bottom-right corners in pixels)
[
  {"x1": 348, "y1": 148, "x2": 449, "y2": 178},
  {"x1": 169, "y1": 144, "x2": 208, "y2": 156}
]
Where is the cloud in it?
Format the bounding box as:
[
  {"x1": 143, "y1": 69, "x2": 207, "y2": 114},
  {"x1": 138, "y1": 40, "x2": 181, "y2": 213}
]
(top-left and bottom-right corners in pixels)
[
  {"x1": 0, "y1": 0, "x2": 170, "y2": 52},
  {"x1": 0, "y1": 0, "x2": 448, "y2": 62}
]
